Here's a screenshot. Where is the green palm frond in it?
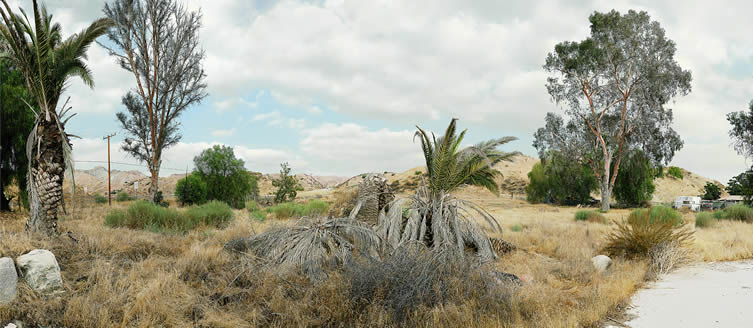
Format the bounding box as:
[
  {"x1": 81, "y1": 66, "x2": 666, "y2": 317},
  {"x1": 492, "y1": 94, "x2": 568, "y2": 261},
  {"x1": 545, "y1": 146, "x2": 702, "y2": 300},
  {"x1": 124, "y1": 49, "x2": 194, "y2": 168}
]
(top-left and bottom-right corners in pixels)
[{"x1": 416, "y1": 119, "x2": 520, "y2": 195}]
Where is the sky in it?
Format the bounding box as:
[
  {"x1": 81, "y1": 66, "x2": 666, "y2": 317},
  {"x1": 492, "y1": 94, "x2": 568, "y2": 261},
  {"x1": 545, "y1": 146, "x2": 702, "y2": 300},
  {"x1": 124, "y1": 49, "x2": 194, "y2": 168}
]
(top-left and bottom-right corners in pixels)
[{"x1": 10, "y1": 0, "x2": 753, "y2": 182}]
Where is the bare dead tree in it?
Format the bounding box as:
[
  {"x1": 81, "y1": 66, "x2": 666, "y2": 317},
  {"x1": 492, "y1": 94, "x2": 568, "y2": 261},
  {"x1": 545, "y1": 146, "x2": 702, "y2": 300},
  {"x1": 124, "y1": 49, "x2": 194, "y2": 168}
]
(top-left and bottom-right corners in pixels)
[{"x1": 101, "y1": 0, "x2": 207, "y2": 202}]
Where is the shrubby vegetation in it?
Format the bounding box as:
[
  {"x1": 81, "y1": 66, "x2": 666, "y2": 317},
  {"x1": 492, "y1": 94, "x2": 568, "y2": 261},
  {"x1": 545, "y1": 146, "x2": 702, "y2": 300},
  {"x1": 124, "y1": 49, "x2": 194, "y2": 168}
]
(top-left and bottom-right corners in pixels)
[
  {"x1": 727, "y1": 169, "x2": 753, "y2": 203},
  {"x1": 266, "y1": 200, "x2": 330, "y2": 219},
  {"x1": 701, "y1": 182, "x2": 722, "y2": 200},
  {"x1": 175, "y1": 173, "x2": 208, "y2": 206},
  {"x1": 695, "y1": 212, "x2": 715, "y2": 228},
  {"x1": 115, "y1": 191, "x2": 136, "y2": 202},
  {"x1": 105, "y1": 201, "x2": 233, "y2": 233},
  {"x1": 613, "y1": 150, "x2": 656, "y2": 206},
  {"x1": 194, "y1": 145, "x2": 257, "y2": 209},
  {"x1": 273, "y1": 162, "x2": 303, "y2": 203},
  {"x1": 605, "y1": 206, "x2": 692, "y2": 258},
  {"x1": 667, "y1": 166, "x2": 684, "y2": 179},
  {"x1": 718, "y1": 204, "x2": 753, "y2": 222},
  {"x1": 526, "y1": 151, "x2": 597, "y2": 205},
  {"x1": 574, "y1": 210, "x2": 605, "y2": 223},
  {"x1": 94, "y1": 193, "x2": 108, "y2": 204}
]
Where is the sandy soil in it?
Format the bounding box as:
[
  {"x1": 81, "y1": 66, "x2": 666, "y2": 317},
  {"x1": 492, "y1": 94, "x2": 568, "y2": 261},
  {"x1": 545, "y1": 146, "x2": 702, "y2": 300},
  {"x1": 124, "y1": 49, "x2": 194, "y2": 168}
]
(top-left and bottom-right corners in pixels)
[{"x1": 609, "y1": 260, "x2": 753, "y2": 328}]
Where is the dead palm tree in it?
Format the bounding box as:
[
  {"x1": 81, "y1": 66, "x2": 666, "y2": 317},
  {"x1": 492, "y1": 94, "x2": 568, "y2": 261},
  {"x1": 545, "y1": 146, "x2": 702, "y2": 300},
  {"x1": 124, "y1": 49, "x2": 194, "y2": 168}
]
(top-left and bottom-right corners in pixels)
[
  {"x1": 0, "y1": 0, "x2": 113, "y2": 235},
  {"x1": 376, "y1": 118, "x2": 520, "y2": 260}
]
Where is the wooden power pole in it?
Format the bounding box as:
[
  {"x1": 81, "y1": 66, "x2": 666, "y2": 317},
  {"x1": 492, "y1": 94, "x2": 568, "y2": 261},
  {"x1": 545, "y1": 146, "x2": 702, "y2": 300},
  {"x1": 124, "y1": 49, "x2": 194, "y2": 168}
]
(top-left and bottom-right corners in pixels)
[{"x1": 103, "y1": 133, "x2": 116, "y2": 205}]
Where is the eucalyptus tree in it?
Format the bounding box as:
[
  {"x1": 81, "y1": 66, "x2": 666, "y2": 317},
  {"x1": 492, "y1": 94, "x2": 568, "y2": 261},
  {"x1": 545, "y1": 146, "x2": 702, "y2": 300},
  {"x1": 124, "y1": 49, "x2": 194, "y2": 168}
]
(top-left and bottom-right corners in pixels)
[
  {"x1": 537, "y1": 9, "x2": 691, "y2": 211},
  {"x1": 727, "y1": 100, "x2": 753, "y2": 162},
  {"x1": 0, "y1": 0, "x2": 112, "y2": 235},
  {"x1": 102, "y1": 0, "x2": 207, "y2": 203},
  {"x1": 0, "y1": 58, "x2": 34, "y2": 211}
]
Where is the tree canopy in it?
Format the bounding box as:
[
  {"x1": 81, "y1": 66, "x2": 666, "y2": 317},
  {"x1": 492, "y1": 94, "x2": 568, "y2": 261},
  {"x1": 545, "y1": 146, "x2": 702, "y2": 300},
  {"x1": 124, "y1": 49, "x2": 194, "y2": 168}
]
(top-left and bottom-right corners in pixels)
[
  {"x1": 194, "y1": 145, "x2": 252, "y2": 209},
  {"x1": 537, "y1": 9, "x2": 691, "y2": 211}
]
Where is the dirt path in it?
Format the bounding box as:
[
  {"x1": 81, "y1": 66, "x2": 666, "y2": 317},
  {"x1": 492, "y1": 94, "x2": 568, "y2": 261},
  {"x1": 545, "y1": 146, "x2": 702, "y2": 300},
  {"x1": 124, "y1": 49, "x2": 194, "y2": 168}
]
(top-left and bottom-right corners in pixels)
[{"x1": 608, "y1": 260, "x2": 753, "y2": 328}]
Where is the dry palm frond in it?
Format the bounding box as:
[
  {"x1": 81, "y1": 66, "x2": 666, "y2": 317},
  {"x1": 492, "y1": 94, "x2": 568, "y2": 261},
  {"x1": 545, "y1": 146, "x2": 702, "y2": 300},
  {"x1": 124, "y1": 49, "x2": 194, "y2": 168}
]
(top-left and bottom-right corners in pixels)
[
  {"x1": 226, "y1": 217, "x2": 381, "y2": 281},
  {"x1": 376, "y1": 182, "x2": 500, "y2": 261}
]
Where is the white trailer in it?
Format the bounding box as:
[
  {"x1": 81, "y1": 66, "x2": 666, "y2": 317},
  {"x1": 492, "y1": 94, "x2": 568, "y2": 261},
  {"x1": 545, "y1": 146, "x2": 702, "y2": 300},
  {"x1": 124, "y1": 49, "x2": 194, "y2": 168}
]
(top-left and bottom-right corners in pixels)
[{"x1": 673, "y1": 196, "x2": 701, "y2": 212}]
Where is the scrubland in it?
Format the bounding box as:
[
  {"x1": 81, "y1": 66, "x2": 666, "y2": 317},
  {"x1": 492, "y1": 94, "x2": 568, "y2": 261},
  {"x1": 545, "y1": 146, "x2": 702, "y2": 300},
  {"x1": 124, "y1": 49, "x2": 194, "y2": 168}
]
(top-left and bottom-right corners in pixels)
[{"x1": 1, "y1": 195, "x2": 752, "y2": 327}]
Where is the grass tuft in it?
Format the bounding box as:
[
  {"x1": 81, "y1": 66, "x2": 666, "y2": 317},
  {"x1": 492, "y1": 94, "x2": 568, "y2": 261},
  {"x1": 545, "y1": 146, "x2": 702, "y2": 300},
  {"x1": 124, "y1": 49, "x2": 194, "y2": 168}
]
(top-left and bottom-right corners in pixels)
[
  {"x1": 720, "y1": 204, "x2": 753, "y2": 222},
  {"x1": 695, "y1": 212, "x2": 715, "y2": 228},
  {"x1": 266, "y1": 200, "x2": 330, "y2": 219},
  {"x1": 105, "y1": 201, "x2": 234, "y2": 233},
  {"x1": 574, "y1": 210, "x2": 606, "y2": 223},
  {"x1": 604, "y1": 207, "x2": 693, "y2": 258}
]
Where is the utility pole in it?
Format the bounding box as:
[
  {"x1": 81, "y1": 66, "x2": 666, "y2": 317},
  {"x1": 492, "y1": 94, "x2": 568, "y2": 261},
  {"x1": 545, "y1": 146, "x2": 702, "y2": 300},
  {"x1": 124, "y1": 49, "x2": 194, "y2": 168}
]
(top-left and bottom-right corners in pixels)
[{"x1": 103, "y1": 133, "x2": 116, "y2": 206}]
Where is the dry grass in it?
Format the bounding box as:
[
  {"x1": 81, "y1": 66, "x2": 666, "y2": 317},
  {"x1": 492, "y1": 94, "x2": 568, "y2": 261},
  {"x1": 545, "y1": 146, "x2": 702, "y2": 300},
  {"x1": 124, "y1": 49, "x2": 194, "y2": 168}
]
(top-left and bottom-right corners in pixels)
[{"x1": 1, "y1": 194, "x2": 752, "y2": 327}]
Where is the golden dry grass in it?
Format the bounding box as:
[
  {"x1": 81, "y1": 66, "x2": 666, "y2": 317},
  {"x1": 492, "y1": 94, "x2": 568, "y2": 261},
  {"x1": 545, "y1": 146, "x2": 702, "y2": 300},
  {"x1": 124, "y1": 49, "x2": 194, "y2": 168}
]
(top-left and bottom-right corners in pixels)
[{"x1": 1, "y1": 195, "x2": 752, "y2": 327}]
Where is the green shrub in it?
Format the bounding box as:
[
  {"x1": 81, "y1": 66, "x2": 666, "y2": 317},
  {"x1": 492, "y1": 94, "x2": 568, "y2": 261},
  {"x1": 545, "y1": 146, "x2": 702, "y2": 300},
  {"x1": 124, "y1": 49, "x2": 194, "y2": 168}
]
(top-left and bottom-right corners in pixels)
[
  {"x1": 249, "y1": 209, "x2": 266, "y2": 221},
  {"x1": 712, "y1": 210, "x2": 725, "y2": 220},
  {"x1": 94, "y1": 193, "x2": 108, "y2": 204},
  {"x1": 115, "y1": 191, "x2": 136, "y2": 202},
  {"x1": 266, "y1": 200, "x2": 331, "y2": 219},
  {"x1": 510, "y1": 224, "x2": 522, "y2": 232},
  {"x1": 614, "y1": 150, "x2": 656, "y2": 206},
  {"x1": 175, "y1": 173, "x2": 208, "y2": 206},
  {"x1": 526, "y1": 151, "x2": 598, "y2": 205},
  {"x1": 628, "y1": 206, "x2": 682, "y2": 226},
  {"x1": 604, "y1": 208, "x2": 693, "y2": 258},
  {"x1": 105, "y1": 201, "x2": 234, "y2": 233},
  {"x1": 667, "y1": 166, "x2": 683, "y2": 179},
  {"x1": 721, "y1": 204, "x2": 753, "y2": 222},
  {"x1": 574, "y1": 210, "x2": 606, "y2": 223},
  {"x1": 194, "y1": 145, "x2": 255, "y2": 209},
  {"x1": 695, "y1": 212, "x2": 714, "y2": 228},
  {"x1": 414, "y1": 171, "x2": 422, "y2": 176},
  {"x1": 305, "y1": 199, "x2": 330, "y2": 216},
  {"x1": 246, "y1": 200, "x2": 259, "y2": 211},
  {"x1": 186, "y1": 201, "x2": 234, "y2": 228}
]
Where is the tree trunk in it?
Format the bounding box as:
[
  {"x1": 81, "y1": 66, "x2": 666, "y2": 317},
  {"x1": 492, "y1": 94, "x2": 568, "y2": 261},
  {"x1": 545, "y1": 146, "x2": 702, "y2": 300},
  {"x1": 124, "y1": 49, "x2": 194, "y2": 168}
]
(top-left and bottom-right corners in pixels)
[
  {"x1": 0, "y1": 183, "x2": 9, "y2": 211},
  {"x1": 149, "y1": 162, "x2": 160, "y2": 203},
  {"x1": 600, "y1": 153, "x2": 612, "y2": 212},
  {"x1": 26, "y1": 119, "x2": 64, "y2": 236}
]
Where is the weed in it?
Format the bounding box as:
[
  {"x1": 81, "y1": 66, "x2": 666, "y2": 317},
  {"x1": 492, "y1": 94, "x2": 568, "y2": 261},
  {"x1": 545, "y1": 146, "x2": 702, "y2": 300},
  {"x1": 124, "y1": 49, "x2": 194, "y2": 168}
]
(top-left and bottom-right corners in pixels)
[
  {"x1": 695, "y1": 212, "x2": 714, "y2": 228},
  {"x1": 604, "y1": 207, "x2": 693, "y2": 258}
]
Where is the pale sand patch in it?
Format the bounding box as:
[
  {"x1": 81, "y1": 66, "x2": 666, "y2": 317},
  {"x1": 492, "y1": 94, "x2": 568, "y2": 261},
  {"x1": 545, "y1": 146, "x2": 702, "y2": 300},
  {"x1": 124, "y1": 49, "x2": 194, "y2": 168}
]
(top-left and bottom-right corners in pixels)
[{"x1": 612, "y1": 260, "x2": 753, "y2": 328}]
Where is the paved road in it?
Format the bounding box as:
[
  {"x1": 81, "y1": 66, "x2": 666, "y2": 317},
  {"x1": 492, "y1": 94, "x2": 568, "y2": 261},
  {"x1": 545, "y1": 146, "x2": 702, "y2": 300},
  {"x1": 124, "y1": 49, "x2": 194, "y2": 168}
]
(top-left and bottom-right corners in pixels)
[{"x1": 609, "y1": 260, "x2": 753, "y2": 328}]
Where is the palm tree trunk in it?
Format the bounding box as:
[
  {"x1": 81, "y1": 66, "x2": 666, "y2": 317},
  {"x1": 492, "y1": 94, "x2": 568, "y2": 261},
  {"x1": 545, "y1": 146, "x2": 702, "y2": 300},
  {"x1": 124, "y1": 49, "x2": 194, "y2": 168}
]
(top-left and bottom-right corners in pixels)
[{"x1": 25, "y1": 119, "x2": 64, "y2": 235}]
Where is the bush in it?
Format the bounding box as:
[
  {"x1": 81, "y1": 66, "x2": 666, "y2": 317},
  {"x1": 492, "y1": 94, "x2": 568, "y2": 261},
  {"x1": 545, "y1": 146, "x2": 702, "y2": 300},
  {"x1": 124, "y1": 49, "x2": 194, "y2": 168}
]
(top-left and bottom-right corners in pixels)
[
  {"x1": 105, "y1": 201, "x2": 234, "y2": 233},
  {"x1": 267, "y1": 200, "x2": 331, "y2": 219},
  {"x1": 695, "y1": 212, "x2": 714, "y2": 228},
  {"x1": 712, "y1": 210, "x2": 725, "y2": 220},
  {"x1": 249, "y1": 209, "x2": 266, "y2": 221},
  {"x1": 175, "y1": 173, "x2": 208, "y2": 205},
  {"x1": 93, "y1": 193, "x2": 108, "y2": 204},
  {"x1": 721, "y1": 204, "x2": 753, "y2": 222},
  {"x1": 343, "y1": 244, "x2": 513, "y2": 324},
  {"x1": 628, "y1": 206, "x2": 682, "y2": 226},
  {"x1": 414, "y1": 171, "x2": 422, "y2": 176},
  {"x1": 604, "y1": 207, "x2": 693, "y2": 258},
  {"x1": 272, "y1": 162, "x2": 303, "y2": 203},
  {"x1": 667, "y1": 166, "x2": 683, "y2": 179},
  {"x1": 613, "y1": 150, "x2": 656, "y2": 206},
  {"x1": 701, "y1": 182, "x2": 722, "y2": 201},
  {"x1": 194, "y1": 145, "x2": 255, "y2": 209},
  {"x1": 186, "y1": 201, "x2": 234, "y2": 228},
  {"x1": 115, "y1": 191, "x2": 136, "y2": 202},
  {"x1": 526, "y1": 151, "x2": 598, "y2": 205},
  {"x1": 574, "y1": 210, "x2": 606, "y2": 223},
  {"x1": 246, "y1": 200, "x2": 259, "y2": 211}
]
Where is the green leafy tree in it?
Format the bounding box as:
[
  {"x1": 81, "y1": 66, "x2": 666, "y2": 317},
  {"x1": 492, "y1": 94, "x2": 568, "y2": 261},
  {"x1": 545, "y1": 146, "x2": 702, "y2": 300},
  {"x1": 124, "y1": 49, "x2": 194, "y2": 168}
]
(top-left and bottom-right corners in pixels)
[
  {"x1": 667, "y1": 166, "x2": 683, "y2": 179},
  {"x1": 194, "y1": 145, "x2": 251, "y2": 209},
  {"x1": 613, "y1": 150, "x2": 656, "y2": 206},
  {"x1": 727, "y1": 170, "x2": 753, "y2": 203},
  {"x1": 0, "y1": 58, "x2": 34, "y2": 211},
  {"x1": 727, "y1": 100, "x2": 753, "y2": 162},
  {"x1": 414, "y1": 118, "x2": 519, "y2": 196},
  {"x1": 526, "y1": 151, "x2": 598, "y2": 205},
  {"x1": 701, "y1": 182, "x2": 722, "y2": 201},
  {"x1": 537, "y1": 10, "x2": 691, "y2": 212},
  {"x1": 0, "y1": 0, "x2": 113, "y2": 235},
  {"x1": 272, "y1": 162, "x2": 302, "y2": 203},
  {"x1": 175, "y1": 173, "x2": 207, "y2": 206}
]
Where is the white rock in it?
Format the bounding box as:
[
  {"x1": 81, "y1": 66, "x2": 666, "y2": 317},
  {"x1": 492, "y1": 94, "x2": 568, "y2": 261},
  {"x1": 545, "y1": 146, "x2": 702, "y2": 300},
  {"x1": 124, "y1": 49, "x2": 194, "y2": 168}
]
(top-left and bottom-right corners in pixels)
[
  {"x1": 4, "y1": 323, "x2": 18, "y2": 328},
  {"x1": 592, "y1": 255, "x2": 612, "y2": 273},
  {"x1": 16, "y1": 249, "x2": 63, "y2": 293},
  {"x1": 0, "y1": 257, "x2": 17, "y2": 304}
]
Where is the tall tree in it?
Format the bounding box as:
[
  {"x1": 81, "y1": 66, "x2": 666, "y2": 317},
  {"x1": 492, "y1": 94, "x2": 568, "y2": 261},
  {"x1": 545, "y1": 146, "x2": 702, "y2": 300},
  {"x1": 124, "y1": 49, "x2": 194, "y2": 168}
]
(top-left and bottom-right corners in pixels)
[
  {"x1": 0, "y1": 0, "x2": 112, "y2": 235},
  {"x1": 538, "y1": 10, "x2": 691, "y2": 211},
  {"x1": 102, "y1": 0, "x2": 207, "y2": 202},
  {"x1": 0, "y1": 58, "x2": 35, "y2": 211}
]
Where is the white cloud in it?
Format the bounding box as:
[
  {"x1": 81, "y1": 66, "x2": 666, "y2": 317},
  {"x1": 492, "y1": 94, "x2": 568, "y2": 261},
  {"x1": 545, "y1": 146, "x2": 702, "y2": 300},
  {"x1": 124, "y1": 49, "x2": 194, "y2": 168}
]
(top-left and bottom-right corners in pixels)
[
  {"x1": 211, "y1": 128, "x2": 236, "y2": 137},
  {"x1": 300, "y1": 123, "x2": 423, "y2": 175},
  {"x1": 307, "y1": 105, "x2": 323, "y2": 115},
  {"x1": 252, "y1": 111, "x2": 282, "y2": 121}
]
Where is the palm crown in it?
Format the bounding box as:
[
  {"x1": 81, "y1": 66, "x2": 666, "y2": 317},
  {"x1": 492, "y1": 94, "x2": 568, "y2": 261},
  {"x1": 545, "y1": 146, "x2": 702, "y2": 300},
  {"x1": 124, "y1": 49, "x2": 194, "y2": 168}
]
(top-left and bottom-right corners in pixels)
[
  {"x1": 415, "y1": 119, "x2": 519, "y2": 197},
  {"x1": 0, "y1": 0, "x2": 112, "y2": 120}
]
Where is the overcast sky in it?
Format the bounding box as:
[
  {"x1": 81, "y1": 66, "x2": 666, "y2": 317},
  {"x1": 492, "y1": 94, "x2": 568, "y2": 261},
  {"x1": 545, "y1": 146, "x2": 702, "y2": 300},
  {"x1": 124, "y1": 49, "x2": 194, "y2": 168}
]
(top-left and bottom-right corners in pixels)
[{"x1": 13, "y1": 0, "x2": 753, "y2": 181}]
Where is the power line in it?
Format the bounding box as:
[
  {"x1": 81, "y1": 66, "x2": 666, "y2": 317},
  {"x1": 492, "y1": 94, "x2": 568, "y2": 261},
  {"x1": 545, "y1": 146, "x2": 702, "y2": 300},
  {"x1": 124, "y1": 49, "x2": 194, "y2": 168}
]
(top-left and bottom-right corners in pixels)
[{"x1": 73, "y1": 160, "x2": 188, "y2": 172}]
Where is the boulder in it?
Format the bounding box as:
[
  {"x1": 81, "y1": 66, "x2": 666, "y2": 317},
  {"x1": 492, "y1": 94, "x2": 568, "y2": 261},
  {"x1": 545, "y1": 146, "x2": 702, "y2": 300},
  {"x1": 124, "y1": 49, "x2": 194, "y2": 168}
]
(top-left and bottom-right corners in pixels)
[
  {"x1": 0, "y1": 257, "x2": 17, "y2": 304},
  {"x1": 591, "y1": 255, "x2": 612, "y2": 273},
  {"x1": 16, "y1": 249, "x2": 63, "y2": 293}
]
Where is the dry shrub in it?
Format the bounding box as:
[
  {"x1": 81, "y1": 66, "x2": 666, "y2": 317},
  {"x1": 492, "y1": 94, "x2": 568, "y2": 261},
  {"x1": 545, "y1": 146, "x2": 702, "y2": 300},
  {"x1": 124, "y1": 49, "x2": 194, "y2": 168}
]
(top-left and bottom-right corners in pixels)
[
  {"x1": 328, "y1": 187, "x2": 358, "y2": 217},
  {"x1": 343, "y1": 244, "x2": 515, "y2": 325},
  {"x1": 646, "y1": 241, "x2": 690, "y2": 280},
  {"x1": 604, "y1": 208, "x2": 693, "y2": 258}
]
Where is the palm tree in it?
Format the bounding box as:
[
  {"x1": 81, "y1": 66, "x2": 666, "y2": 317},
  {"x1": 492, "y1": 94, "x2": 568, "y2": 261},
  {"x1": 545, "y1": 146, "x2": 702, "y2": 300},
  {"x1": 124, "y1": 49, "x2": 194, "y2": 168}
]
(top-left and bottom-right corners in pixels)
[
  {"x1": 376, "y1": 119, "x2": 520, "y2": 260},
  {"x1": 0, "y1": 0, "x2": 112, "y2": 235}
]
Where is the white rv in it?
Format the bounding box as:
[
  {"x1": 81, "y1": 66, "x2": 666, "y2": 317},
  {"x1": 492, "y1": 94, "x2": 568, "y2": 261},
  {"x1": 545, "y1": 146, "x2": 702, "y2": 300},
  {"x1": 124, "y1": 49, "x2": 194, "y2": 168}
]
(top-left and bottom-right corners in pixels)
[{"x1": 673, "y1": 196, "x2": 701, "y2": 212}]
